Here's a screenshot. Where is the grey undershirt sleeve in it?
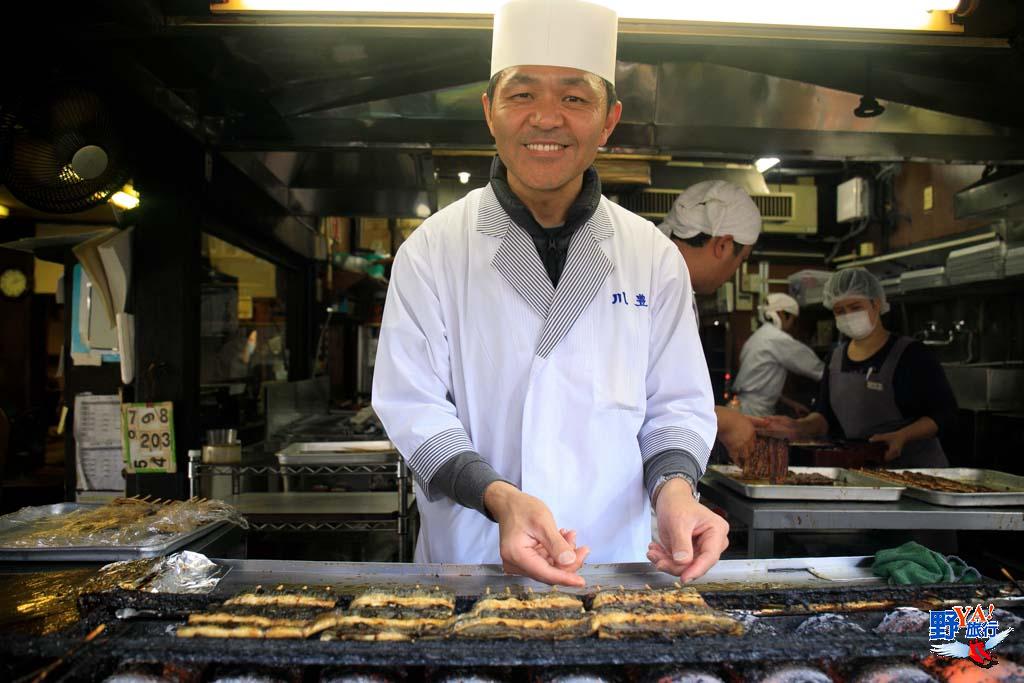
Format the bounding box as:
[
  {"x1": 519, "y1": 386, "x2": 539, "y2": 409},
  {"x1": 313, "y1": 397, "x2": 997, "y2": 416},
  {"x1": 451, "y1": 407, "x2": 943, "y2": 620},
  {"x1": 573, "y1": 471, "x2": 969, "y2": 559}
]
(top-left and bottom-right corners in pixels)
[
  {"x1": 642, "y1": 449, "x2": 703, "y2": 502},
  {"x1": 428, "y1": 451, "x2": 508, "y2": 521}
]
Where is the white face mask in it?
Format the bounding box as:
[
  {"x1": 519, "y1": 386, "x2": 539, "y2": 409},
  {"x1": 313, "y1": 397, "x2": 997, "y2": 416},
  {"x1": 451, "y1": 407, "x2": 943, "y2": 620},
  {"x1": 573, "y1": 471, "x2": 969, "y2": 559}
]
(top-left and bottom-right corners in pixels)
[{"x1": 836, "y1": 310, "x2": 874, "y2": 340}]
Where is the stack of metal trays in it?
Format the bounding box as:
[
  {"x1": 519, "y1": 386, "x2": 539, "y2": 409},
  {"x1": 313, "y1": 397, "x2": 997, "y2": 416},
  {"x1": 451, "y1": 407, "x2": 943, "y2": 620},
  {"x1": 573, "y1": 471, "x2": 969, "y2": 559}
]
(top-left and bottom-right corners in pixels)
[
  {"x1": 705, "y1": 466, "x2": 905, "y2": 501},
  {"x1": 276, "y1": 440, "x2": 397, "y2": 466},
  {"x1": 1006, "y1": 245, "x2": 1024, "y2": 278},
  {"x1": 851, "y1": 468, "x2": 1024, "y2": 507},
  {"x1": 879, "y1": 277, "x2": 902, "y2": 298},
  {"x1": 898, "y1": 266, "x2": 948, "y2": 292},
  {"x1": 946, "y1": 240, "x2": 1006, "y2": 284}
]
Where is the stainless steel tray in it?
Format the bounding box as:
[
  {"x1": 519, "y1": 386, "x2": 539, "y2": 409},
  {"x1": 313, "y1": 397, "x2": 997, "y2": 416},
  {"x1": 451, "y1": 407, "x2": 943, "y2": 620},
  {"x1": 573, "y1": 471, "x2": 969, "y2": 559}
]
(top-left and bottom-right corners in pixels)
[
  {"x1": 276, "y1": 440, "x2": 397, "y2": 466},
  {"x1": 0, "y1": 503, "x2": 231, "y2": 562},
  {"x1": 850, "y1": 468, "x2": 1024, "y2": 507},
  {"x1": 705, "y1": 466, "x2": 905, "y2": 501}
]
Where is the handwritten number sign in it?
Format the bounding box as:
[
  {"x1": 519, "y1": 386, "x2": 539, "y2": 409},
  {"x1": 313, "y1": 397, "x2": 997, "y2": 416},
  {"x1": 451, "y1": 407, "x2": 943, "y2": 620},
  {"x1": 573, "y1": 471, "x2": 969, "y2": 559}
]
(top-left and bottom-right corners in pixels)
[{"x1": 121, "y1": 402, "x2": 176, "y2": 474}]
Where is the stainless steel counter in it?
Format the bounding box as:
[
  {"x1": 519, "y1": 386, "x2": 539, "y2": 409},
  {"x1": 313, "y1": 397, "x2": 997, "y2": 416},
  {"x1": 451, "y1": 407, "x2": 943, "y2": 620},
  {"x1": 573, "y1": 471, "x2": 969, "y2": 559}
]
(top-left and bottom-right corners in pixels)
[
  {"x1": 699, "y1": 478, "x2": 1024, "y2": 557},
  {"x1": 213, "y1": 554, "x2": 882, "y2": 596}
]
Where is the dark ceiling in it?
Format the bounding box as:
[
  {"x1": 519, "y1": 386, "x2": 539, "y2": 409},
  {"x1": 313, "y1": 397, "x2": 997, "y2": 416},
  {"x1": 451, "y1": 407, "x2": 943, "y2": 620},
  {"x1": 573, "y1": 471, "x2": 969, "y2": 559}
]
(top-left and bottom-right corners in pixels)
[{"x1": 4, "y1": 0, "x2": 1024, "y2": 238}]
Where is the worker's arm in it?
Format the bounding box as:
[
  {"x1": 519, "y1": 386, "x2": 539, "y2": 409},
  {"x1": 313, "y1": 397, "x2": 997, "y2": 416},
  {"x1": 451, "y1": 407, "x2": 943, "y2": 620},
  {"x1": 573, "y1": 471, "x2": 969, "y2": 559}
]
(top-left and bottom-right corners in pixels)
[
  {"x1": 772, "y1": 335, "x2": 826, "y2": 382},
  {"x1": 869, "y1": 416, "x2": 939, "y2": 462},
  {"x1": 714, "y1": 406, "x2": 756, "y2": 465},
  {"x1": 777, "y1": 395, "x2": 811, "y2": 417},
  {"x1": 372, "y1": 230, "x2": 482, "y2": 499},
  {"x1": 751, "y1": 412, "x2": 830, "y2": 441},
  {"x1": 641, "y1": 240, "x2": 725, "y2": 581}
]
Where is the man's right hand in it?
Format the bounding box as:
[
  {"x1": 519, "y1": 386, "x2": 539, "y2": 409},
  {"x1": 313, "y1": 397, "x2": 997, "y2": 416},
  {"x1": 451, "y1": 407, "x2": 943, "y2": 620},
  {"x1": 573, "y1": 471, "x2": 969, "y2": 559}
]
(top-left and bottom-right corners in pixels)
[{"x1": 483, "y1": 481, "x2": 589, "y2": 587}]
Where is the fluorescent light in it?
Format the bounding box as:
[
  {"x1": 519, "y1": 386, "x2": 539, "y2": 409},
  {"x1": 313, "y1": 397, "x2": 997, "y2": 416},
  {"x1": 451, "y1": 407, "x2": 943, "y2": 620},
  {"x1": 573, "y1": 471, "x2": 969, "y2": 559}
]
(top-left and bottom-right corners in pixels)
[
  {"x1": 212, "y1": 0, "x2": 963, "y2": 31},
  {"x1": 109, "y1": 183, "x2": 140, "y2": 210},
  {"x1": 0, "y1": 205, "x2": 9, "y2": 219},
  {"x1": 755, "y1": 157, "x2": 781, "y2": 173},
  {"x1": 458, "y1": 171, "x2": 471, "y2": 185}
]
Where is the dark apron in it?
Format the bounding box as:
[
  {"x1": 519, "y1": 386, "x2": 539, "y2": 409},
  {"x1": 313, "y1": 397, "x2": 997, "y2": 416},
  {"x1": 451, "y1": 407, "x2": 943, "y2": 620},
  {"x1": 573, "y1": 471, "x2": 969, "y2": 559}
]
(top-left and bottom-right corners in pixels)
[{"x1": 828, "y1": 336, "x2": 949, "y2": 468}]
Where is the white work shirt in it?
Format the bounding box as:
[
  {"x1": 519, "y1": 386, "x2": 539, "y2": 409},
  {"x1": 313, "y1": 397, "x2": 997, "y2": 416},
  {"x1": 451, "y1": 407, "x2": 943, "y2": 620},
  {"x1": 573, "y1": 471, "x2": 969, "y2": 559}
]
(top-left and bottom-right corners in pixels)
[
  {"x1": 732, "y1": 322, "x2": 825, "y2": 417},
  {"x1": 372, "y1": 185, "x2": 717, "y2": 564}
]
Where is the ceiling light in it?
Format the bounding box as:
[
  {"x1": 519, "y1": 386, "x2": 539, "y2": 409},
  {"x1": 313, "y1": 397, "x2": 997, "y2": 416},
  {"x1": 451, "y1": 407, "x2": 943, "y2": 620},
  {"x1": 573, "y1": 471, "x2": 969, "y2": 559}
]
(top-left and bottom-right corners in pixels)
[
  {"x1": 755, "y1": 157, "x2": 781, "y2": 173},
  {"x1": 458, "y1": 171, "x2": 471, "y2": 185},
  {"x1": 212, "y1": 1, "x2": 964, "y2": 32},
  {"x1": 414, "y1": 202, "x2": 432, "y2": 218},
  {"x1": 109, "y1": 183, "x2": 140, "y2": 210},
  {"x1": 0, "y1": 205, "x2": 9, "y2": 219}
]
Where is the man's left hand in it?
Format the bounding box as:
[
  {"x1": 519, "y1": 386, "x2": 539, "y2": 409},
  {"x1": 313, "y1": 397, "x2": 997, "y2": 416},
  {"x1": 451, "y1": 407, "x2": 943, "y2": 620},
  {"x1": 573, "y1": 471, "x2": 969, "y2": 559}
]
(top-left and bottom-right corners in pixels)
[
  {"x1": 648, "y1": 478, "x2": 729, "y2": 582},
  {"x1": 869, "y1": 430, "x2": 907, "y2": 462}
]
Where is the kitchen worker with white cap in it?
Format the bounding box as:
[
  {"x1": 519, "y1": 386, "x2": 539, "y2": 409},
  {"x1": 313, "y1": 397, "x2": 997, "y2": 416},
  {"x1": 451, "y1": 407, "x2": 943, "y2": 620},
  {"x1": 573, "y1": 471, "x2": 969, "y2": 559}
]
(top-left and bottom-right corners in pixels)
[
  {"x1": 373, "y1": 0, "x2": 726, "y2": 586},
  {"x1": 658, "y1": 180, "x2": 763, "y2": 465},
  {"x1": 731, "y1": 293, "x2": 825, "y2": 417},
  {"x1": 755, "y1": 268, "x2": 956, "y2": 467},
  {"x1": 659, "y1": 180, "x2": 761, "y2": 295}
]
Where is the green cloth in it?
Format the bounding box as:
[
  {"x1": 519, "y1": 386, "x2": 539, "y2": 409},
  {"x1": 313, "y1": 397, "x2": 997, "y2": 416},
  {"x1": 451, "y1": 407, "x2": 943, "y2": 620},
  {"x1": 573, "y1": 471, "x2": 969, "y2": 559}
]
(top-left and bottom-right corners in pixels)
[{"x1": 872, "y1": 541, "x2": 982, "y2": 586}]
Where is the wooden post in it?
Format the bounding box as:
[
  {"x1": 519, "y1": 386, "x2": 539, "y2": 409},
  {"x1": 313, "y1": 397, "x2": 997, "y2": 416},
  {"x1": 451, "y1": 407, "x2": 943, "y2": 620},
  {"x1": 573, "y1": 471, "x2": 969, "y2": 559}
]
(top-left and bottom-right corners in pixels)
[{"x1": 129, "y1": 149, "x2": 203, "y2": 500}]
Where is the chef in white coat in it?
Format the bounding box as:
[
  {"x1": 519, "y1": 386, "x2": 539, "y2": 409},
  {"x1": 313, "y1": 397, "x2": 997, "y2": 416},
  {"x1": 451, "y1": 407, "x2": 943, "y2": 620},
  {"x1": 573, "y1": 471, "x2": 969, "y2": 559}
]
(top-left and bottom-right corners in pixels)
[
  {"x1": 731, "y1": 293, "x2": 825, "y2": 417},
  {"x1": 373, "y1": 0, "x2": 725, "y2": 587}
]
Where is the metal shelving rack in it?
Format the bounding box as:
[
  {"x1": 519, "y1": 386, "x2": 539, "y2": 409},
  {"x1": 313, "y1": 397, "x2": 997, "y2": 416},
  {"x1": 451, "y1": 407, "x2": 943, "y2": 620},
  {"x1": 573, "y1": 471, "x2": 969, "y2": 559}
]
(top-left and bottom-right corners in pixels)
[{"x1": 187, "y1": 452, "x2": 413, "y2": 561}]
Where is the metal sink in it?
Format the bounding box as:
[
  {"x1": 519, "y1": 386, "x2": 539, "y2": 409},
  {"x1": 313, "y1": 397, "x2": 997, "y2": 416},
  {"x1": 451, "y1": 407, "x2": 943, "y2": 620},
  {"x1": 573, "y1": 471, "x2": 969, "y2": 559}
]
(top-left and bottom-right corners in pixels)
[{"x1": 943, "y1": 363, "x2": 1024, "y2": 412}]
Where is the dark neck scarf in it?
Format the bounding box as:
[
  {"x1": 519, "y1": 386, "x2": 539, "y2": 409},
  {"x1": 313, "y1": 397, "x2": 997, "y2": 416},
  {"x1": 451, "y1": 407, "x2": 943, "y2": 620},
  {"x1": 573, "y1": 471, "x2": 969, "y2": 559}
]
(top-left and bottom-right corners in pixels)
[{"x1": 488, "y1": 156, "x2": 602, "y2": 287}]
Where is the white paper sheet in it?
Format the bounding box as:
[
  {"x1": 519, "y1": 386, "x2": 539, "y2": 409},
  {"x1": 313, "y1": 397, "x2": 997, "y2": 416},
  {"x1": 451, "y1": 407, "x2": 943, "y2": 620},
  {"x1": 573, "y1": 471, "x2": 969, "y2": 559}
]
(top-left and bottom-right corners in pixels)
[{"x1": 73, "y1": 394, "x2": 125, "y2": 495}]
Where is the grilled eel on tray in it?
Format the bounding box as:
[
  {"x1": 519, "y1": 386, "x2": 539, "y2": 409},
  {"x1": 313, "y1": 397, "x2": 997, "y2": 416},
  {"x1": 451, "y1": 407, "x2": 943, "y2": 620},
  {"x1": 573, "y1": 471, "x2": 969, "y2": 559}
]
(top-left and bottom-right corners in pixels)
[
  {"x1": 177, "y1": 584, "x2": 337, "y2": 639},
  {"x1": 310, "y1": 585, "x2": 456, "y2": 641},
  {"x1": 176, "y1": 584, "x2": 744, "y2": 640}
]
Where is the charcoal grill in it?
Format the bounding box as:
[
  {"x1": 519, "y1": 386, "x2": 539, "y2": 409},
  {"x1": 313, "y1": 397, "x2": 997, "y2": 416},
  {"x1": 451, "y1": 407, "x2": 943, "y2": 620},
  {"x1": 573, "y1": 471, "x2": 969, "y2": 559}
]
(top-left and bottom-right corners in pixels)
[{"x1": 4, "y1": 557, "x2": 1023, "y2": 682}]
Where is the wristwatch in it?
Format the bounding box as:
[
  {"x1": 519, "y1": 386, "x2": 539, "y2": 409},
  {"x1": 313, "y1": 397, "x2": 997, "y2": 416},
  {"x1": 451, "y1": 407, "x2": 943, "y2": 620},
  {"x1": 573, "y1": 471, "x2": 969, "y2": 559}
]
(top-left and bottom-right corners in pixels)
[{"x1": 652, "y1": 472, "x2": 699, "y2": 506}]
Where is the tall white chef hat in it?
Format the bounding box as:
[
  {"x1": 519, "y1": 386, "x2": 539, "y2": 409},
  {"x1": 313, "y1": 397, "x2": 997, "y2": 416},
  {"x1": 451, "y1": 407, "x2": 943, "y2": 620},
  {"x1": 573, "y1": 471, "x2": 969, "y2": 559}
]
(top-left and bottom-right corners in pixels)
[
  {"x1": 490, "y1": 0, "x2": 619, "y2": 85},
  {"x1": 657, "y1": 180, "x2": 763, "y2": 246}
]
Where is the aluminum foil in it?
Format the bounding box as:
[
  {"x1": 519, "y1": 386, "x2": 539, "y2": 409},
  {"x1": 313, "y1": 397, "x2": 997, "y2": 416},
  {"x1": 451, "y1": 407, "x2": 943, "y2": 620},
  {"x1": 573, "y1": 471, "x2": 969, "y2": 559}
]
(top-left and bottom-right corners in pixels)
[
  {"x1": 94, "y1": 551, "x2": 225, "y2": 594},
  {"x1": 145, "y1": 551, "x2": 225, "y2": 593}
]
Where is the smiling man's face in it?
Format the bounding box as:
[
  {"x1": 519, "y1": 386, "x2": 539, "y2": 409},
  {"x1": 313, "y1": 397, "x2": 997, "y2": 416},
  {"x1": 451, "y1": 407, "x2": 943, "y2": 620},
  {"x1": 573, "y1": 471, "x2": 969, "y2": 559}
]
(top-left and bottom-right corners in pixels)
[{"x1": 483, "y1": 65, "x2": 621, "y2": 197}]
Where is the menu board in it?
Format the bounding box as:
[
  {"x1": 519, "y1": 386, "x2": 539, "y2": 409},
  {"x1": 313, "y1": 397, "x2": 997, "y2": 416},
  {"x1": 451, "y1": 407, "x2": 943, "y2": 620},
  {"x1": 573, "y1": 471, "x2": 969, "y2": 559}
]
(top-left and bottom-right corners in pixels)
[
  {"x1": 120, "y1": 402, "x2": 176, "y2": 474},
  {"x1": 74, "y1": 394, "x2": 126, "y2": 498}
]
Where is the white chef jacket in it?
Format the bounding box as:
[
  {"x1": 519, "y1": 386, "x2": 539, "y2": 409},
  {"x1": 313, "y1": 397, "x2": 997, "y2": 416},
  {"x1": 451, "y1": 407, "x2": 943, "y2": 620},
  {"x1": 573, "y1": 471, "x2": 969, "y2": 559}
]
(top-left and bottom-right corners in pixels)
[
  {"x1": 372, "y1": 185, "x2": 717, "y2": 564},
  {"x1": 732, "y1": 322, "x2": 825, "y2": 417}
]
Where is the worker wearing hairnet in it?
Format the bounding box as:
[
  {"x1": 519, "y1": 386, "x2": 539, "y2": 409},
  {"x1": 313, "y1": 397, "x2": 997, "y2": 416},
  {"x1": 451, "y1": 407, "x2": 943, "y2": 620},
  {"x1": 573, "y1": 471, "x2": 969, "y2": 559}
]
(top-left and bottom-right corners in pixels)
[
  {"x1": 731, "y1": 293, "x2": 825, "y2": 417},
  {"x1": 754, "y1": 268, "x2": 956, "y2": 467},
  {"x1": 659, "y1": 180, "x2": 761, "y2": 466}
]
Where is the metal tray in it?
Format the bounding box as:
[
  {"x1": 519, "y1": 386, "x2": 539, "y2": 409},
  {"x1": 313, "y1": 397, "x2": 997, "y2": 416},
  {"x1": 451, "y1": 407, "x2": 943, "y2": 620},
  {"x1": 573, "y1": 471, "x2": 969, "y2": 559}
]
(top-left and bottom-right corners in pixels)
[
  {"x1": 0, "y1": 503, "x2": 231, "y2": 562},
  {"x1": 850, "y1": 468, "x2": 1024, "y2": 507},
  {"x1": 276, "y1": 440, "x2": 397, "y2": 466},
  {"x1": 705, "y1": 466, "x2": 905, "y2": 501}
]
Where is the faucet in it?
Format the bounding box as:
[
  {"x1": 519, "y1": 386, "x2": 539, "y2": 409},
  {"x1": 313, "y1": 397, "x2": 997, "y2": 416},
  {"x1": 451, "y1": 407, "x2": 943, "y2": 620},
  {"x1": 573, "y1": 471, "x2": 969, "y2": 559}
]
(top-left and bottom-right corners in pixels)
[
  {"x1": 919, "y1": 321, "x2": 953, "y2": 346},
  {"x1": 921, "y1": 320, "x2": 976, "y2": 364},
  {"x1": 953, "y1": 320, "x2": 975, "y2": 364}
]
